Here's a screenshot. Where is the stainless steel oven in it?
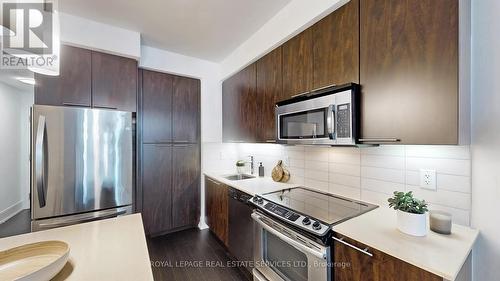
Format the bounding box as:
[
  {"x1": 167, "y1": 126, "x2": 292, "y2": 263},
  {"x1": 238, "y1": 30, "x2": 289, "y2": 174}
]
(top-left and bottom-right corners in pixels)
[
  {"x1": 252, "y1": 212, "x2": 331, "y2": 281},
  {"x1": 276, "y1": 84, "x2": 359, "y2": 146}
]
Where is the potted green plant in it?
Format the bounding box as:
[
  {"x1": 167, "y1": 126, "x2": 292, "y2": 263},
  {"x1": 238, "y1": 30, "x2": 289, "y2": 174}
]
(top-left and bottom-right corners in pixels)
[{"x1": 388, "y1": 191, "x2": 429, "y2": 236}]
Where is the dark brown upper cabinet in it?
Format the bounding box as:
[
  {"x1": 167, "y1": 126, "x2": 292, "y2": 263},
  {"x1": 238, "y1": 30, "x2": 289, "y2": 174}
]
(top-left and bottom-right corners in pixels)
[
  {"x1": 282, "y1": 28, "x2": 313, "y2": 98},
  {"x1": 92, "y1": 52, "x2": 138, "y2": 111},
  {"x1": 313, "y1": 0, "x2": 359, "y2": 88},
  {"x1": 171, "y1": 144, "x2": 200, "y2": 229},
  {"x1": 360, "y1": 0, "x2": 459, "y2": 144},
  {"x1": 222, "y1": 63, "x2": 258, "y2": 142},
  {"x1": 172, "y1": 76, "x2": 200, "y2": 143},
  {"x1": 142, "y1": 144, "x2": 173, "y2": 236},
  {"x1": 35, "y1": 45, "x2": 92, "y2": 107},
  {"x1": 256, "y1": 47, "x2": 283, "y2": 143},
  {"x1": 141, "y1": 70, "x2": 173, "y2": 143}
]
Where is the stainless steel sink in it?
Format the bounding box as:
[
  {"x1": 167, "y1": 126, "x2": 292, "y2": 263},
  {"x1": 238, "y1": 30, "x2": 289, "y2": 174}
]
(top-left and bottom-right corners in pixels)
[{"x1": 223, "y1": 174, "x2": 255, "y2": 181}]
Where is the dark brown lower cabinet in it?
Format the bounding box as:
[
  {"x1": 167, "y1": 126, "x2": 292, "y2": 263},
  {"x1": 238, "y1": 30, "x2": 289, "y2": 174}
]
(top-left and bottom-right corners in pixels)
[
  {"x1": 333, "y1": 234, "x2": 441, "y2": 281},
  {"x1": 172, "y1": 144, "x2": 200, "y2": 229},
  {"x1": 142, "y1": 144, "x2": 173, "y2": 236},
  {"x1": 205, "y1": 177, "x2": 228, "y2": 245}
]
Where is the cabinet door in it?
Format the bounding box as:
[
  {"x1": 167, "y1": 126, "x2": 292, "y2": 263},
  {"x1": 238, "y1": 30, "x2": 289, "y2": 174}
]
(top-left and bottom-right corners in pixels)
[
  {"x1": 172, "y1": 76, "x2": 200, "y2": 143},
  {"x1": 313, "y1": 0, "x2": 359, "y2": 88},
  {"x1": 35, "y1": 45, "x2": 91, "y2": 107},
  {"x1": 92, "y1": 52, "x2": 138, "y2": 111},
  {"x1": 141, "y1": 70, "x2": 173, "y2": 143},
  {"x1": 222, "y1": 77, "x2": 239, "y2": 142},
  {"x1": 204, "y1": 177, "x2": 214, "y2": 228},
  {"x1": 282, "y1": 28, "x2": 313, "y2": 98},
  {"x1": 142, "y1": 144, "x2": 172, "y2": 235},
  {"x1": 238, "y1": 64, "x2": 258, "y2": 142},
  {"x1": 205, "y1": 177, "x2": 228, "y2": 245},
  {"x1": 334, "y1": 234, "x2": 442, "y2": 281},
  {"x1": 360, "y1": 0, "x2": 458, "y2": 144},
  {"x1": 172, "y1": 144, "x2": 200, "y2": 229},
  {"x1": 256, "y1": 47, "x2": 283, "y2": 143},
  {"x1": 222, "y1": 63, "x2": 257, "y2": 142}
]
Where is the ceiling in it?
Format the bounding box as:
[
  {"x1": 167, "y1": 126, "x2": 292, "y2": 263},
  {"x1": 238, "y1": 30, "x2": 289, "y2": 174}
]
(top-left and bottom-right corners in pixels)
[{"x1": 59, "y1": 0, "x2": 291, "y2": 62}]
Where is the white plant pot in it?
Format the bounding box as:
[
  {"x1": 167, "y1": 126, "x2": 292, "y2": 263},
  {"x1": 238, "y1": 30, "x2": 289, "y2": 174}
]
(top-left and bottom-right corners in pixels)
[{"x1": 397, "y1": 210, "x2": 428, "y2": 237}]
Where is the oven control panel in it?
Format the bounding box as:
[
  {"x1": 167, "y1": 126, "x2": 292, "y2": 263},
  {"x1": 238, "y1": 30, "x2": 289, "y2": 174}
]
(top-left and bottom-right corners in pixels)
[{"x1": 250, "y1": 196, "x2": 330, "y2": 237}]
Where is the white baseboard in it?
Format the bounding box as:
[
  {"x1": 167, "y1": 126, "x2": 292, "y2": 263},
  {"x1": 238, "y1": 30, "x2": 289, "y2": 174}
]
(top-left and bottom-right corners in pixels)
[{"x1": 0, "y1": 200, "x2": 28, "y2": 224}]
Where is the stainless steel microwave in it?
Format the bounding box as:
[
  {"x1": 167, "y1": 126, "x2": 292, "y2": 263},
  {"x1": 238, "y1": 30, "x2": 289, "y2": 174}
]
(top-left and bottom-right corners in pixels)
[{"x1": 276, "y1": 84, "x2": 359, "y2": 145}]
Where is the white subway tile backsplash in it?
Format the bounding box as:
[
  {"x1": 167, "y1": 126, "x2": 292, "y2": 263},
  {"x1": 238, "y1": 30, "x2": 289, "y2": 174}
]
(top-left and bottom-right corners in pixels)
[
  {"x1": 427, "y1": 204, "x2": 470, "y2": 226},
  {"x1": 406, "y1": 171, "x2": 471, "y2": 194},
  {"x1": 361, "y1": 145, "x2": 405, "y2": 156},
  {"x1": 305, "y1": 147, "x2": 330, "y2": 162},
  {"x1": 361, "y1": 154, "x2": 405, "y2": 170},
  {"x1": 203, "y1": 143, "x2": 472, "y2": 226},
  {"x1": 361, "y1": 167, "x2": 405, "y2": 183},
  {"x1": 304, "y1": 178, "x2": 329, "y2": 192},
  {"x1": 329, "y1": 173, "x2": 360, "y2": 188},
  {"x1": 361, "y1": 190, "x2": 390, "y2": 207},
  {"x1": 305, "y1": 160, "x2": 329, "y2": 172},
  {"x1": 329, "y1": 150, "x2": 360, "y2": 165},
  {"x1": 405, "y1": 145, "x2": 470, "y2": 160},
  {"x1": 289, "y1": 158, "x2": 305, "y2": 168},
  {"x1": 304, "y1": 169, "x2": 329, "y2": 182},
  {"x1": 361, "y1": 178, "x2": 404, "y2": 195},
  {"x1": 406, "y1": 186, "x2": 471, "y2": 210},
  {"x1": 406, "y1": 157, "x2": 471, "y2": 176},
  {"x1": 329, "y1": 162, "x2": 360, "y2": 177},
  {"x1": 329, "y1": 184, "x2": 361, "y2": 200}
]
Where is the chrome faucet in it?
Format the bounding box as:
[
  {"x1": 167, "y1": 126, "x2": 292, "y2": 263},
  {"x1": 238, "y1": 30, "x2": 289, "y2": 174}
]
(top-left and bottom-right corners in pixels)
[{"x1": 247, "y1": 156, "x2": 254, "y2": 175}]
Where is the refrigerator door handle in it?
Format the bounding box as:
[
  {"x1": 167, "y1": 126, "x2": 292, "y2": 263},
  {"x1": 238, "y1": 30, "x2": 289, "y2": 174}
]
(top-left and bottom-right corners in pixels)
[{"x1": 35, "y1": 115, "x2": 47, "y2": 207}]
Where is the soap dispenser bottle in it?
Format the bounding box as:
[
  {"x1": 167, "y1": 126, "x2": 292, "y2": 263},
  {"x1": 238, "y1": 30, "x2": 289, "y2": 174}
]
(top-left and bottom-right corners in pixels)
[{"x1": 258, "y1": 162, "x2": 264, "y2": 177}]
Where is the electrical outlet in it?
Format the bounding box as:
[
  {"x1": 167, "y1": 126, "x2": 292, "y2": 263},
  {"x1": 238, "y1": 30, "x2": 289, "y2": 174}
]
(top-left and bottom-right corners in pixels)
[{"x1": 420, "y1": 169, "x2": 436, "y2": 190}]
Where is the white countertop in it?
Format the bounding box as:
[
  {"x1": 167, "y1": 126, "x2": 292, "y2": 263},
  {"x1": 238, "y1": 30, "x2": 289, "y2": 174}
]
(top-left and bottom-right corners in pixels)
[
  {"x1": 204, "y1": 171, "x2": 300, "y2": 196},
  {"x1": 0, "y1": 214, "x2": 153, "y2": 281},
  {"x1": 333, "y1": 206, "x2": 478, "y2": 281}
]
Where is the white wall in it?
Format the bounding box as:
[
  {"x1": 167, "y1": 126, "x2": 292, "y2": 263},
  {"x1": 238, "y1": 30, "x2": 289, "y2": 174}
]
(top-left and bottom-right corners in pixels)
[
  {"x1": 0, "y1": 82, "x2": 33, "y2": 223},
  {"x1": 220, "y1": 0, "x2": 348, "y2": 79},
  {"x1": 470, "y1": 0, "x2": 500, "y2": 280},
  {"x1": 60, "y1": 13, "x2": 141, "y2": 59}
]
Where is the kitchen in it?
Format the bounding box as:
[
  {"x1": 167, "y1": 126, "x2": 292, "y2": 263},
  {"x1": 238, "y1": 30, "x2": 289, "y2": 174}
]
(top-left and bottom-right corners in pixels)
[{"x1": 0, "y1": 0, "x2": 498, "y2": 280}]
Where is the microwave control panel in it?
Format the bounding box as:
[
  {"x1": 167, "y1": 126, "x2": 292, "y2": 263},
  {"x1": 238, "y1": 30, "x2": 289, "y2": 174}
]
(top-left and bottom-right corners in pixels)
[{"x1": 336, "y1": 103, "x2": 351, "y2": 138}]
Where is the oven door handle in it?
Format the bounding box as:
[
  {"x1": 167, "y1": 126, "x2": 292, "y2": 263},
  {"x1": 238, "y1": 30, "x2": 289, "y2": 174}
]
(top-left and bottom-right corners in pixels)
[
  {"x1": 327, "y1": 104, "x2": 335, "y2": 139},
  {"x1": 251, "y1": 213, "x2": 326, "y2": 260}
]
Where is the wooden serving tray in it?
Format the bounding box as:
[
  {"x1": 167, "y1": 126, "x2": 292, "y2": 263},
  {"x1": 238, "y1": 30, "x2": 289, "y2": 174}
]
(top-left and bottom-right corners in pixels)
[{"x1": 0, "y1": 241, "x2": 69, "y2": 281}]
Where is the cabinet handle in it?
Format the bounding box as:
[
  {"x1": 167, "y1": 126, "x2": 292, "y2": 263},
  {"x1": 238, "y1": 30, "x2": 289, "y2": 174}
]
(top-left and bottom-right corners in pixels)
[
  {"x1": 332, "y1": 236, "x2": 373, "y2": 257},
  {"x1": 266, "y1": 140, "x2": 276, "y2": 143},
  {"x1": 206, "y1": 177, "x2": 221, "y2": 186},
  {"x1": 358, "y1": 138, "x2": 400, "y2": 143},
  {"x1": 63, "y1": 102, "x2": 89, "y2": 107},
  {"x1": 311, "y1": 83, "x2": 337, "y2": 93},
  {"x1": 93, "y1": 105, "x2": 118, "y2": 110},
  {"x1": 226, "y1": 140, "x2": 245, "y2": 143},
  {"x1": 291, "y1": 91, "x2": 310, "y2": 98}
]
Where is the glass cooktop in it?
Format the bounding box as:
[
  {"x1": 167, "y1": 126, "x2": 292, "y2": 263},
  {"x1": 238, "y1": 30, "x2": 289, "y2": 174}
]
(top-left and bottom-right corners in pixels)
[{"x1": 261, "y1": 187, "x2": 378, "y2": 226}]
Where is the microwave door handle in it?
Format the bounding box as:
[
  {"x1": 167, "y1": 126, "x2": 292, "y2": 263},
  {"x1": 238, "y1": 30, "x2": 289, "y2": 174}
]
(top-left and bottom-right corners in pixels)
[
  {"x1": 35, "y1": 115, "x2": 47, "y2": 207},
  {"x1": 251, "y1": 213, "x2": 326, "y2": 260},
  {"x1": 327, "y1": 105, "x2": 335, "y2": 139}
]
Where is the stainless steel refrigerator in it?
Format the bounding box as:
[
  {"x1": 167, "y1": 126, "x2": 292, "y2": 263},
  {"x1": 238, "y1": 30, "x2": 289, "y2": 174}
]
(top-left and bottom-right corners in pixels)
[{"x1": 31, "y1": 105, "x2": 133, "y2": 231}]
